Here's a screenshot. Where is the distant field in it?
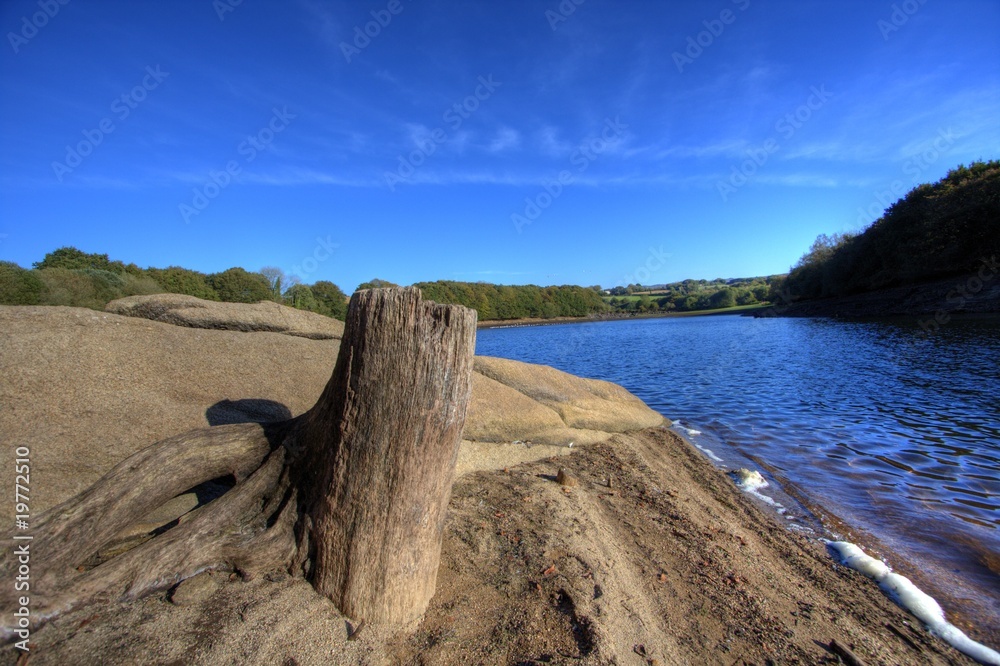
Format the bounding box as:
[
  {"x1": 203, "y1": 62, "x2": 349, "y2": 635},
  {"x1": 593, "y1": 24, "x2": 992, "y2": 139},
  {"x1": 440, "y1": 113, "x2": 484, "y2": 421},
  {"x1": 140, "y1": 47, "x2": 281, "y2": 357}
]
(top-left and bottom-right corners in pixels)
[
  {"x1": 601, "y1": 296, "x2": 770, "y2": 316},
  {"x1": 662, "y1": 303, "x2": 769, "y2": 316}
]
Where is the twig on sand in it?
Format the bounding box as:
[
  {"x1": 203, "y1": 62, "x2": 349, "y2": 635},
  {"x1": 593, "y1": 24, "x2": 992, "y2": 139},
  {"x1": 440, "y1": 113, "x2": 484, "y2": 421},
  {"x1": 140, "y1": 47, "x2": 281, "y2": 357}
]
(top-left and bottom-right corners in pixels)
[
  {"x1": 347, "y1": 620, "x2": 366, "y2": 641},
  {"x1": 885, "y1": 622, "x2": 922, "y2": 653},
  {"x1": 830, "y1": 638, "x2": 866, "y2": 666}
]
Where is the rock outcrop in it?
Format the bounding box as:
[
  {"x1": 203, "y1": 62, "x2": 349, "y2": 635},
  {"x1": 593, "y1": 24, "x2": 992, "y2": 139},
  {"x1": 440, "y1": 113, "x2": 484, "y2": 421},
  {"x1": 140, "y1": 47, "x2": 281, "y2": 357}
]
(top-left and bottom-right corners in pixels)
[
  {"x1": 106, "y1": 293, "x2": 345, "y2": 340},
  {"x1": 0, "y1": 304, "x2": 663, "y2": 520}
]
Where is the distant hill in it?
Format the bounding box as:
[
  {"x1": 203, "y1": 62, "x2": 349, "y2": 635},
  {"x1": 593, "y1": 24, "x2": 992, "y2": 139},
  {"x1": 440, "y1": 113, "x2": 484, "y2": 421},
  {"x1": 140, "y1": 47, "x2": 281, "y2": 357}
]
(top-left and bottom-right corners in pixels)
[
  {"x1": 776, "y1": 160, "x2": 1000, "y2": 308},
  {"x1": 605, "y1": 275, "x2": 782, "y2": 314}
]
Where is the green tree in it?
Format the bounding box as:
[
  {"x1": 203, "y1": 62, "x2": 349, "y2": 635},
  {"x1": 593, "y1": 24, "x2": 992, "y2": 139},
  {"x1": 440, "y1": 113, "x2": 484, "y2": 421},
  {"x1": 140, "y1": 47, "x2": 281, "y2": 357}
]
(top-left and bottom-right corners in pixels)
[
  {"x1": 283, "y1": 283, "x2": 319, "y2": 312},
  {"x1": 0, "y1": 262, "x2": 46, "y2": 305},
  {"x1": 145, "y1": 266, "x2": 219, "y2": 300},
  {"x1": 33, "y1": 247, "x2": 126, "y2": 273},
  {"x1": 260, "y1": 266, "x2": 288, "y2": 301},
  {"x1": 356, "y1": 278, "x2": 399, "y2": 291},
  {"x1": 310, "y1": 281, "x2": 349, "y2": 320},
  {"x1": 709, "y1": 288, "x2": 737, "y2": 309},
  {"x1": 30, "y1": 266, "x2": 161, "y2": 310},
  {"x1": 207, "y1": 267, "x2": 272, "y2": 303}
]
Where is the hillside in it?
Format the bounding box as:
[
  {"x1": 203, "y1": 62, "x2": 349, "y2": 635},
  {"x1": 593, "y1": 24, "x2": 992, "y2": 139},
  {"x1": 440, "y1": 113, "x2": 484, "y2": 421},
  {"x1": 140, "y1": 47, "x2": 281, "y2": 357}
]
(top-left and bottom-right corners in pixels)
[{"x1": 772, "y1": 160, "x2": 1000, "y2": 316}]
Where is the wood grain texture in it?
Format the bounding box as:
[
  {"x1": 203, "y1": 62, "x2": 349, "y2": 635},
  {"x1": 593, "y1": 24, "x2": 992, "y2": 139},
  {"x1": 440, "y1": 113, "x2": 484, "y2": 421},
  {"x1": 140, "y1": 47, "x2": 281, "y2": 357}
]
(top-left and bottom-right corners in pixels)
[{"x1": 303, "y1": 287, "x2": 477, "y2": 625}]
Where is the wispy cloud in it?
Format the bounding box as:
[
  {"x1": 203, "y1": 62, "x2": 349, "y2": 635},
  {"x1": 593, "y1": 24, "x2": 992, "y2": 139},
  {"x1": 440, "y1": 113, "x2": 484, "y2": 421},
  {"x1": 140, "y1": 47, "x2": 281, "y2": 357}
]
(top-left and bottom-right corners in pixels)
[
  {"x1": 298, "y1": 0, "x2": 342, "y2": 47},
  {"x1": 655, "y1": 140, "x2": 750, "y2": 160},
  {"x1": 537, "y1": 126, "x2": 572, "y2": 158},
  {"x1": 752, "y1": 173, "x2": 841, "y2": 188},
  {"x1": 488, "y1": 127, "x2": 521, "y2": 153}
]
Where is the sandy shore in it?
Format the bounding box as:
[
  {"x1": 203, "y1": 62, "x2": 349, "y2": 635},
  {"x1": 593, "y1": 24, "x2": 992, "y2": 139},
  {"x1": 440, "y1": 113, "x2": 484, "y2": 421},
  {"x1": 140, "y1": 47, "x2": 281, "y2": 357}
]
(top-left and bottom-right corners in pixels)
[
  {"x1": 2, "y1": 302, "x2": 995, "y2": 664},
  {"x1": 6, "y1": 427, "x2": 993, "y2": 665}
]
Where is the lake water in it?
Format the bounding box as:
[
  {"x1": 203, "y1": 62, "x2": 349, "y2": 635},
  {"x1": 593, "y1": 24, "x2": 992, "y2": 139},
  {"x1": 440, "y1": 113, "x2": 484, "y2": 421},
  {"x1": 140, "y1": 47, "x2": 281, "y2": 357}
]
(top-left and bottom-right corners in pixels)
[{"x1": 476, "y1": 314, "x2": 1000, "y2": 635}]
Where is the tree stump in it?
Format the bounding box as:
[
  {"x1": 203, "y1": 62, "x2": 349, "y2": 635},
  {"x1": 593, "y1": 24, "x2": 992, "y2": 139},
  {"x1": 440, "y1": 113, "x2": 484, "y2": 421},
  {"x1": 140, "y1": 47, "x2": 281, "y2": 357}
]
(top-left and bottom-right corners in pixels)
[
  {"x1": 301, "y1": 287, "x2": 477, "y2": 625},
  {"x1": 1, "y1": 287, "x2": 477, "y2": 639}
]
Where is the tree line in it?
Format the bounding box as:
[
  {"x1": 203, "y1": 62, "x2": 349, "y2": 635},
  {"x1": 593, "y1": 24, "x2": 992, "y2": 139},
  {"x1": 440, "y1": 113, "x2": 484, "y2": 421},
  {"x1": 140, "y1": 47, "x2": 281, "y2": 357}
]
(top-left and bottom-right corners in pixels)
[
  {"x1": 0, "y1": 247, "x2": 349, "y2": 320},
  {"x1": 414, "y1": 280, "x2": 609, "y2": 320},
  {"x1": 776, "y1": 160, "x2": 1000, "y2": 302},
  {"x1": 1, "y1": 248, "x2": 784, "y2": 322}
]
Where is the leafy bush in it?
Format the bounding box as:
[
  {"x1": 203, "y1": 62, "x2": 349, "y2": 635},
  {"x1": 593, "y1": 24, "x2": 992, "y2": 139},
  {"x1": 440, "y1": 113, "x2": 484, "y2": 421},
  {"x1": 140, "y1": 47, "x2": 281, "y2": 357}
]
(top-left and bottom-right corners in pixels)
[
  {"x1": 0, "y1": 262, "x2": 46, "y2": 305},
  {"x1": 34, "y1": 267, "x2": 165, "y2": 310},
  {"x1": 206, "y1": 267, "x2": 272, "y2": 303},
  {"x1": 283, "y1": 284, "x2": 319, "y2": 312},
  {"x1": 145, "y1": 266, "x2": 219, "y2": 300},
  {"x1": 310, "y1": 281, "x2": 349, "y2": 320},
  {"x1": 33, "y1": 246, "x2": 128, "y2": 273},
  {"x1": 356, "y1": 278, "x2": 399, "y2": 291},
  {"x1": 709, "y1": 288, "x2": 736, "y2": 309}
]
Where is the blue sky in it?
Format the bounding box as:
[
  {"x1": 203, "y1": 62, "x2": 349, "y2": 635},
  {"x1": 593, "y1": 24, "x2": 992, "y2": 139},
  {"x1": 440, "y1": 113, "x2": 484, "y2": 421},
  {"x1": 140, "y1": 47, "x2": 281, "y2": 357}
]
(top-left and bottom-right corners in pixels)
[{"x1": 1, "y1": 0, "x2": 998, "y2": 291}]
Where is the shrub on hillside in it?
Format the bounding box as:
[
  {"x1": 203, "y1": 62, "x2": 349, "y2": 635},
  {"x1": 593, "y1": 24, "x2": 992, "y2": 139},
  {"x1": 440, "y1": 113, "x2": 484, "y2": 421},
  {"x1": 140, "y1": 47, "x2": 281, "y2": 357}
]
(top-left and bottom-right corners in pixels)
[
  {"x1": 0, "y1": 261, "x2": 47, "y2": 305},
  {"x1": 35, "y1": 268, "x2": 164, "y2": 310},
  {"x1": 145, "y1": 266, "x2": 219, "y2": 300},
  {"x1": 33, "y1": 246, "x2": 128, "y2": 273},
  {"x1": 310, "y1": 281, "x2": 349, "y2": 320},
  {"x1": 283, "y1": 283, "x2": 320, "y2": 312},
  {"x1": 206, "y1": 267, "x2": 272, "y2": 303}
]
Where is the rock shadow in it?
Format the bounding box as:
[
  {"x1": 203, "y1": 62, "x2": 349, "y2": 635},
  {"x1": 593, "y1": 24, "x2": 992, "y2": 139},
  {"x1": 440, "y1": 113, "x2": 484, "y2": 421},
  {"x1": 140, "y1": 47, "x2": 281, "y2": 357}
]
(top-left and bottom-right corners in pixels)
[{"x1": 206, "y1": 398, "x2": 293, "y2": 426}]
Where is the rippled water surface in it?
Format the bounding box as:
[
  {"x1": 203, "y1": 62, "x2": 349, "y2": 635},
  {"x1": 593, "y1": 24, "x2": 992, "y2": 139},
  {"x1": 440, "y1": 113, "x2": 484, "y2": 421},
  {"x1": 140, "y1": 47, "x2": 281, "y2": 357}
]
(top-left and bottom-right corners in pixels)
[{"x1": 476, "y1": 315, "x2": 1000, "y2": 632}]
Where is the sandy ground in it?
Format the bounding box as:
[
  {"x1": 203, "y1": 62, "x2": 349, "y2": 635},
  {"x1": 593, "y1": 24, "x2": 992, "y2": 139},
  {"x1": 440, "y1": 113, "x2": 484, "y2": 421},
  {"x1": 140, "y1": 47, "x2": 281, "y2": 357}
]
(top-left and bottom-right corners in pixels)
[
  {"x1": 1, "y1": 302, "x2": 995, "y2": 664},
  {"x1": 3, "y1": 428, "x2": 990, "y2": 665}
]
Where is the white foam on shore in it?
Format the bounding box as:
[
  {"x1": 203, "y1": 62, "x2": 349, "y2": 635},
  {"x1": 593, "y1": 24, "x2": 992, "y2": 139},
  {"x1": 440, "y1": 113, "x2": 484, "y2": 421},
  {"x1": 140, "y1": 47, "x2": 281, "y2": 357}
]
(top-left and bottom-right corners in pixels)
[
  {"x1": 731, "y1": 468, "x2": 787, "y2": 513},
  {"x1": 673, "y1": 420, "x2": 702, "y2": 437},
  {"x1": 696, "y1": 445, "x2": 723, "y2": 462},
  {"x1": 733, "y1": 468, "x2": 768, "y2": 491},
  {"x1": 827, "y1": 541, "x2": 1000, "y2": 665}
]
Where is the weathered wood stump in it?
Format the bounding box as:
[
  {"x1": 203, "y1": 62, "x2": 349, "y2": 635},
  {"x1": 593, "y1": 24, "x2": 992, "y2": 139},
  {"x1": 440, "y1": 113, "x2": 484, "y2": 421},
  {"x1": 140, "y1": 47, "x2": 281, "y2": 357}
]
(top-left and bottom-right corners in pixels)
[
  {"x1": 301, "y1": 287, "x2": 477, "y2": 625},
  {"x1": 0, "y1": 287, "x2": 477, "y2": 639}
]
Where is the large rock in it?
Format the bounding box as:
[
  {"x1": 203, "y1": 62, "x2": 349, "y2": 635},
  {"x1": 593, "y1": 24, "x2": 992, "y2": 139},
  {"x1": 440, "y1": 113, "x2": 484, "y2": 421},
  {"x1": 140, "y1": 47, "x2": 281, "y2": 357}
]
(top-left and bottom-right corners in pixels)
[
  {"x1": 106, "y1": 293, "x2": 344, "y2": 340},
  {"x1": 456, "y1": 363, "x2": 667, "y2": 477},
  {"x1": 0, "y1": 304, "x2": 664, "y2": 522},
  {"x1": 0, "y1": 306, "x2": 338, "y2": 518},
  {"x1": 473, "y1": 356, "x2": 665, "y2": 433}
]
